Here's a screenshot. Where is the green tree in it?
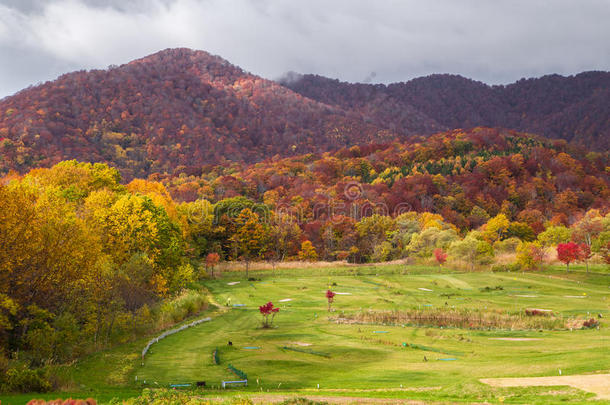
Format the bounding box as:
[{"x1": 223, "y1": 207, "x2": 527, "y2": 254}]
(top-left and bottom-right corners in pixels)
[
  {"x1": 449, "y1": 232, "x2": 494, "y2": 271},
  {"x1": 406, "y1": 227, "x2": 458, "y2": 258},
  {"x1": 507, "y1": 222, "x2": 535, "y2": 241},
  {"x1": 537, "y1": 225, "x2": 571, "y2": 247},
  {"x1": 356, "y1": 215, "x2": 396, "y2": 261}
]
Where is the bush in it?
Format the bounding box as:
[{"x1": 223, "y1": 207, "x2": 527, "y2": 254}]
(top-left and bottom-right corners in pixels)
[
  {"x1": 582, "y1": 318, "x2": 599, "y2": 329},
  {"x1": 0, "y1": 365, "x2": 52, "y2": 393},
  {"x1": 26, "y1": 399, "x2": 96, "y2": 405},
  {"x1": 491, "y1": 263, "x2": 521, "y2": 272},
  {"x1": 494, "y1": 237, "x2": 521, "y2": 254},
  {"x1": 158, "y1": 290, "x2": 208, "y2": 327},
  {"x1": 109, "y1": 389, "x2": 253, "y2": 404}
]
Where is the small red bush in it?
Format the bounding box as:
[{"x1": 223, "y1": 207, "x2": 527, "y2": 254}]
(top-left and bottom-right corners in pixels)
[{"x1": 259, "y1": 301, "x2": 279, "y2": 328}]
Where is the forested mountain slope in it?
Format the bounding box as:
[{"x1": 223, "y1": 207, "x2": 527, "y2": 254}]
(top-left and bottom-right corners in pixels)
[
  {"x1": 0, "y1": 49, "x2": 397, "y2": 179},
  {"x1": 0, "y1": 48, "x2": 607, "y2": 180},
  {"x1": 282, "y1": 71, "x2": 610, "y2": 150}
]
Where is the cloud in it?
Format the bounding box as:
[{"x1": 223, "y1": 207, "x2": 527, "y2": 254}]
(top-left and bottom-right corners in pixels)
[{"x1": 0, "y1": 0, "x2": 609, "y2": 98}]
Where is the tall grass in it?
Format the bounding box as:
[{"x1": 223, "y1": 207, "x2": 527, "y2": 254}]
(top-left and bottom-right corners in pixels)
[
  {"x1": 157, "y1": 290, "x2": 208, "y2": 329},
  {"x1": 332, "y1": 308, "x2": 580, "y2": 330},
  {"x1": 218, "y1": 259, "x2": 411, "y2": 272}
]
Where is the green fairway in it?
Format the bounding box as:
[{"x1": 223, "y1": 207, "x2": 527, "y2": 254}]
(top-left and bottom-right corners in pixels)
[
  {"x1": 133, "y1": 266, "x2": 609, "y2": 402},
  {"x1": 2, "y1": 265, "x2": 608, "y2": 404}
]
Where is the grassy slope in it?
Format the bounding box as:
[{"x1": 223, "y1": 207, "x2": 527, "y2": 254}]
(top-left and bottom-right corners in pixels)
[{"x1": 2, "y1": 264, "x2": 608, "y2": 404}]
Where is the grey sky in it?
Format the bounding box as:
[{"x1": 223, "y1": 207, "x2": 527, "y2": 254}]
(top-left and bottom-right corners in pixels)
[{"x1": 1, "y1": 0, "x2": 609, "y2": 98}]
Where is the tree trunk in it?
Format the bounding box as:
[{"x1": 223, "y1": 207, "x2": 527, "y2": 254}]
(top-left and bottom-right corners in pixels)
[
  {"x1": 245, "y1": 260, "x2": 250, "y2": 279},
  {"x1": 94, "y1": 305, "x2": 103, "y2": 348},
  {"x1": 106, "y1": 311, "x2": 116, "y2": 344}
]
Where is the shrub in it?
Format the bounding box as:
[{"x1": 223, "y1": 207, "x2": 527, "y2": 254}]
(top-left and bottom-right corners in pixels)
[
  {"x1": 525, "y1": 308, "x2": 552, "y2": 316},
  {"x1": 433, "y1": 248, "x2": 447, "y2": 266},
  {"x1": 582, "y1": 318, "x2": 599, "y2": 329},
  {"x1": 494, "y1": 237, "x2": 521, "y2": 254},
  {"x1": 326, "y1": 290, "x2": 336, "y2": 312},
  {"x1": 26, "y1": 399, "x2": 96, "y2": 405},
  {"x1": 158, "y1": 289, "x2": 208, "y2": 327},
  {"x1": 259, "y1": 301, "x2": 279, "y2": 328},
  {"x1": 0, "y1": 365, "x2": 52, "y2": 393},
  {"x1": 108, "y1": 389, "x2": 251, "y2": 404},
  {"x1": 491, "y1": 263, "x2": 521, "y2": 272}
]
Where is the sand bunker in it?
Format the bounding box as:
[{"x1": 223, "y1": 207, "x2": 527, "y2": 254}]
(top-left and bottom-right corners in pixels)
[
  {"x1": 489, "y1": 338, "x2": 542, "y2": 341},
  {"x1": 481, "y1": 374, "x2": 610, "y2": 399},
  {"x1": 334, "y1": 292, "x2": 352, "y2": 295},
  {"x1": 513, "y1": 294, "x2": 538, "y2": 297},
  {"x1": 279, "y1": 298, "x2": 292, "y2": 302},
  {"x1": 288, "y1": 342, "x2": 312, "y2": 346},
  {"x1": 564, "y1": 295, "x2": 586, "y2": 298},
  {"x1": 227, "y1": 281, "x2": 240, "y2": 286},
  {"x1": 418, "y1": 288, "x2": 433, "y2": 292}
]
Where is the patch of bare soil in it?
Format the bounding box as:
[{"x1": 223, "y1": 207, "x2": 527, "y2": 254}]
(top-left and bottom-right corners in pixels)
[
  {"x1": 480, "y1": 373, "x2": 610, "y2": 399},
  {"x1": 288, "y1": 341, "x2": 312, "y2": 346}
]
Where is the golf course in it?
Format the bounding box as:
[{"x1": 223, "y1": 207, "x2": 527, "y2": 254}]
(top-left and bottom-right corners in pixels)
[{"x1": 2, "y1": 264, "x2": 609, "y2": 404}]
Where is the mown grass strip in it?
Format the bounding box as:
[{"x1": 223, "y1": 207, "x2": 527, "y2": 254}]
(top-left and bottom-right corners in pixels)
[{"x1": 402, "y1": 342, "x2": 463, "y2": 356}]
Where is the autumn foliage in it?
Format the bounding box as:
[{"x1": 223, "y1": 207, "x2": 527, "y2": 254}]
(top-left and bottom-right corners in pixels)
[
  {"x1": 433, "y1": 248, "x2": 448, "y2": 266},
  {"x1": 205, "y1": 252, "x2": 220, "y2": 278},
  {"x1": 26, "y1": 400, "x2": 96, "y2": 405},
  {"x1": 556, "y1": 242, "x2": 582, "y2": 272},
  {"x1": 0, "y1": 48, "x2": 608, "y2": 180},
  {"x1": 259, "y1": 301, "x2": 280, "y2": 328},
  {"x1": 0, "y1": 49, "x2": 394, "y2": 179},
  {"x1": 283, "y1": 71, "x2": 610, "y2": 151},
  {"x1": 326, "y1": 290, "x2": 336, "y2": 312}
]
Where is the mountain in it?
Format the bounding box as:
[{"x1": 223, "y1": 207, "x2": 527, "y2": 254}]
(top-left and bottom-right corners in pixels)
[
  {"x1": 281, "y1": 71, "x2": 610, "y2": 150},
  {"x1": 0, "y1": 48, "x2": 398, "y2": 179},
  {"x1": 0, "y1": 48, "x2": 608, "y2": 179}
]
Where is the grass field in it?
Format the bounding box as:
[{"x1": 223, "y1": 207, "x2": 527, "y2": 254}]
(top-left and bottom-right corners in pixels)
[{"x1": 2, "y1": 264, "x2": 609, "y2": 404}]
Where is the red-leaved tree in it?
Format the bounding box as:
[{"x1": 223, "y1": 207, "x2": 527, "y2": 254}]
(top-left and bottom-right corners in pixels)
[
  {"x1": 433, "y1": 248, "x2": 447, "y2": 267},
  {"x1": 259, "y1": 301, "x2": 279, "y2": 328},
  {"x1": 557, "y1": 242, "x2": 581, "y2": 272},
  {"x1": 326, "y1": 290, "x2": 336, "y2": 312}
]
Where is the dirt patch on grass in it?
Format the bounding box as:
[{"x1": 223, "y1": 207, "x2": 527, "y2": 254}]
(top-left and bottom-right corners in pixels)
[
  {"x1": 288, "y1": 341, "x2": 312, "y2": 346},
  {"x1": 481, "y1": 374, "x2": 610, "y2": 399}
]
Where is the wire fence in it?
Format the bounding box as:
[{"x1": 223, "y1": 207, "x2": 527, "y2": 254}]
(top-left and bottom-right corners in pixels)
[{"x1": 142, "y1": 317, "x2": 212, "y2": 359}]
